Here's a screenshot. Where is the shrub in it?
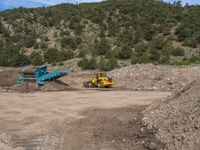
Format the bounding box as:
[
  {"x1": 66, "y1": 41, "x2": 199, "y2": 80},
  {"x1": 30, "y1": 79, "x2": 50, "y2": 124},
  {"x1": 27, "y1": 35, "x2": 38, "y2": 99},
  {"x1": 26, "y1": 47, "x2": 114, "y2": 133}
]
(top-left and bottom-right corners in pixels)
[
  {"x1": 116, "y1": 44, "x2": 133, "y2": 59},
  {"x1": 44, "y1": 48, "x2": 74, "y2": 64},
  {"x1": 78, "y1": 57, "x2": 97, "y2": 70},
  {"x1": 131, "y1": 53, "x2": 152, "y2": 65},
  {"x1": 74, "y1": 24, "x2": 84, "y2": 35},
  {"x1": 11, "y1": 34, "x2": 22, "y2": 42},
  {"x1": 98, "y1": 57, "x2": 119, "y2": 71},
  {"x1": 13, "y1": 53, "x2": 31, "y2": 66},
  {"x1": 99, "y1": 30, "x2": 106, "y2": 38},
  {"x1": 25, "y1": 39, "x2": 35, "y2": 48},
  {"x1": 108, "y1": 57, "x2": 119, "y2": 69},
  {"x1": 58, "y1": 62, "x2": 64, "y2": 66},
  {"x1": 183, "y1": 38, "x2": 198, "y2": 48},
  {"x1": 105, "y1": 50, "x2": 113, "y2": 59},
  {"x1": 76, "y1": 37, "x2": 83, "y2": 45},
  {"x1": 40, "y1": 42, "x2": 48, "y2": 49},
  {"x1": 44, "y1": 36, "x2": 49, "y2": 42},
  {"x1": 171, "y1": 48, "x2": 185, "y2": 56},
  {"x1": 60, "y1": 30, "x2": 70, "y2": 36},
  {"x1": 134, "y1": 43, "x2": 149, "y2": 57},
  {"x1": 131, "y1": 56, "x2": 141, "y2": 65},
  {"x1": 31, "y1": 53, "x2": 43, "y2": 66},
  {"x1": 149, "y1": 48, "x2": 161, "y2": 61},
  {"x1": 44, "y1": 48, "x2": 60, "y2": 63},
  {"x1": 78, "y1": 49, "x2": 86, "y2": 58},
  {"x1": 61, "y1": 36, "x2": 77, "y2": 49},
  {"x1": 60, "y1": 49, "x2": 74, "y2": 60},
  {"x1": 93, "y1": 38, "x2": 111, "y2": 56},
  {"x1": 54, "y1": 32, "x2": 58, "y2": 38},
  {"x1": 170, "y1": 60, "x2": 191, "y2": 65},
  {"x1": 189, "y1": 56, "x2": 200, "y2": 63},
  {"x1": 143, "y1": 28, "x2": 155, "y2": 41},
  {"x1": 33, "y1": 42, "x2": 39, "y2": 49},
  {"x1": 98, "y1": 57, "x2": 109, "y2": 71},
  {"x1": 0, "y1": 44, "x2": 30, "y2": 67}
]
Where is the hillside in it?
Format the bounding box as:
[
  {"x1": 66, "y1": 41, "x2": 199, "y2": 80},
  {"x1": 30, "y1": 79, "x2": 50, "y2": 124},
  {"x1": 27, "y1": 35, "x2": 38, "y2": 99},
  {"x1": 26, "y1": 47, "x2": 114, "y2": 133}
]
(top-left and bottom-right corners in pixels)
[{"x1": 0, "y1": 0, "x2": 200, "y2": 69}]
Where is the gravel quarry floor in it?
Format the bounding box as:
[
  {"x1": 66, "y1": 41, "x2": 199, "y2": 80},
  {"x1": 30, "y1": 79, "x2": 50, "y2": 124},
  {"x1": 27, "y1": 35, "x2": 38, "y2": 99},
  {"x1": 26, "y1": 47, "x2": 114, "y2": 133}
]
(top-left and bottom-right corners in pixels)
[
  {"x1": 1, "y1": 64, "x2": 200, "y2": 150},
  {"x1": 0, "y1": 90, "x2": 170, "y2": 150}
]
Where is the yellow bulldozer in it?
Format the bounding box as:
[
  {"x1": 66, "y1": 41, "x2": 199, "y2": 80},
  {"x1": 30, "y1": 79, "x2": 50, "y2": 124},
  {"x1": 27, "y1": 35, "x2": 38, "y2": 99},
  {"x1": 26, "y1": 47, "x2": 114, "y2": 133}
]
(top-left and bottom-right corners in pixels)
[{"x1": 83, "y1": 72, "x2": 114, "y2": 88}]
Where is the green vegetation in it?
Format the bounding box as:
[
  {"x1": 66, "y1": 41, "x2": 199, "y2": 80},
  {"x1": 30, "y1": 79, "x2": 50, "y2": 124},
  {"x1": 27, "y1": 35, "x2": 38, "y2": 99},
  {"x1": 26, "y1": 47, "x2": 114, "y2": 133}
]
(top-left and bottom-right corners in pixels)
[
  {"x1": 78, "y1": 58, "x2": 97, "y2": 70},
  {"x1": 0, "y1": 0, "x2": 200, "y2": 69},
  {"x1": 98, "y1": 57, "x2": 119, "y2": 71},
  {"x1": 0, "y1": 42, "x2": 30, "y2": 66},
  {"x1": 171, "y1": 48, "x2": 185, "y2": 56},
  {"x1": 44, "y1": 48, "x2": 74, "y2": 65},
  {"x1": 189, "y1": 56, "x2": 200, "y2": 63},
  {"x1": 132, "y1": 37, "x2": 173, "y2": 64},
  {"x1": 30, "y1": 52, "x2": 43, "y2": 66},
  {"x1": 78, "y1": 56, "x2": 119, "y2": 71},
  {"x1": 93, "y1": 38, "x2": 111, "y2": 56},
  {"x1": 115, "y1": 45, "x2": 133, "y2": 59},
  {"x1": 170, "y1": 60, "x2": 191, "y2": 66}
]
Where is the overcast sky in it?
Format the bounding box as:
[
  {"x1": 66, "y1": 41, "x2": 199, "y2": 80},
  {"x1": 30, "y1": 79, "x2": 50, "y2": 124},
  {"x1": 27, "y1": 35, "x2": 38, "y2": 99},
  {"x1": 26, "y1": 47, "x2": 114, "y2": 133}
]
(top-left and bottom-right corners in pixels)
[{"x1": 0, "y1": 0, "x2": 199, "y2": 11}]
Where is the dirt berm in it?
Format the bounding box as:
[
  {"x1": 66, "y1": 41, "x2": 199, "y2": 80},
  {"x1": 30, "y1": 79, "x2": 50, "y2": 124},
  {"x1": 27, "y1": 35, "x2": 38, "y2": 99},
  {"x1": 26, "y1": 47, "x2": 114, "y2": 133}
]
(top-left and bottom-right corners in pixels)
[{"x1": 142, "y1": 80, "x2": 200, "y2": 150}]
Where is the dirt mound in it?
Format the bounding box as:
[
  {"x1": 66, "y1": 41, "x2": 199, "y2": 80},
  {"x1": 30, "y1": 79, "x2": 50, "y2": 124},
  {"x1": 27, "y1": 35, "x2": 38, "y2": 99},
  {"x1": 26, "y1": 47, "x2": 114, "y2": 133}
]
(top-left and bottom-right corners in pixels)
[
  {"x1": 4, "y1": 81, "x2": 71, "y2": 93},
  {"x1": 40, "y1": 80, "x2": 70, "y2": 91},
  {"x1": 142, "y1": 80, "x2": 200, "y2": 150},
  {"x1": 109, "y1": 64, "x2": 200, "y2": 91},
  {"x1": 0, "y1": 68, "x2": 20, "y2": 86},
  {"x1": 9, "y1": 83, "x2": 39, "y2": 93}
]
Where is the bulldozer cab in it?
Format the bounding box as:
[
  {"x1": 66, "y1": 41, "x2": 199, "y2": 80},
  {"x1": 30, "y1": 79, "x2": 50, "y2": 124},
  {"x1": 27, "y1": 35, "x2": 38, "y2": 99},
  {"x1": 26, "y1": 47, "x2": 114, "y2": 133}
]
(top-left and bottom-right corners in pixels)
[{"x1": 95, "y1": 72, "x2": 106, "y2": 79}]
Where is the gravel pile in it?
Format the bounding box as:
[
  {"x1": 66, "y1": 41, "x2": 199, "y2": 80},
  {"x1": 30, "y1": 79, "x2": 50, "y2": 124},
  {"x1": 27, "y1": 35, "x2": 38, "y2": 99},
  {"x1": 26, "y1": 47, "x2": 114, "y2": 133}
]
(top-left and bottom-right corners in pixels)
[
  {"x1": 40, "y1": 80, "x2": 70, "y2": 91},
  {"x1": 142, "y1": 80, "x2": 200, "y2": 150},
  {"x1": 109, "y1": 64, "x2": 200, "y2": 91}
]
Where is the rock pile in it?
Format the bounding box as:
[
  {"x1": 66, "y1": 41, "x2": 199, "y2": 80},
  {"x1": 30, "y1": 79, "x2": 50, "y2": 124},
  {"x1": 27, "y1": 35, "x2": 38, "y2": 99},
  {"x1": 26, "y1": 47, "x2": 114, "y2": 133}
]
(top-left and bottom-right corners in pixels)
[
  {"x1": 109, "y1": 64, "x2": 200, "y2": 91},
  {"x1": 142, "y1": 80, "x2": 200, "y2": 150}
]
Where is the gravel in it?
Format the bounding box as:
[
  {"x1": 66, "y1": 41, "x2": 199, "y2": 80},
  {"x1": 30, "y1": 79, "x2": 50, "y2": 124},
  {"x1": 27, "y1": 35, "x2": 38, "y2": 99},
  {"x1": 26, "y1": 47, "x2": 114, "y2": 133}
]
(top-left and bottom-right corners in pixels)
[
  {"x1": 142, "y1": 79, "x2": 200, "y2": 150},
  {"x1": 109, "y1": 64, "x2": 200, "y2": 91}
]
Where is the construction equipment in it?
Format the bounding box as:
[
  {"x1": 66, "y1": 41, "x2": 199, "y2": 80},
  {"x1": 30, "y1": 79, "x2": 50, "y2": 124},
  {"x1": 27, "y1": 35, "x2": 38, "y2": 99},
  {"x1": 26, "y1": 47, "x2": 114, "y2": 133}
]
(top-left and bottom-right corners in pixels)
[
  {"x1": 17, "y1": 66, "x2": 68, "y2": 86},
  {"x1": 83, "y1": 72, "x2": 114, "y2": 88}
]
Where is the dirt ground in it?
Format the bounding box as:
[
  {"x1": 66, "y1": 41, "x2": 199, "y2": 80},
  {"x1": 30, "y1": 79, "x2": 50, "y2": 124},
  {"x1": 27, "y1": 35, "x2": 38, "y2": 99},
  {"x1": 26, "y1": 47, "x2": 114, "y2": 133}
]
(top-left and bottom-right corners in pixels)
[{"x1": 0, "y1": 90, "x2": 170, "y2": 150}]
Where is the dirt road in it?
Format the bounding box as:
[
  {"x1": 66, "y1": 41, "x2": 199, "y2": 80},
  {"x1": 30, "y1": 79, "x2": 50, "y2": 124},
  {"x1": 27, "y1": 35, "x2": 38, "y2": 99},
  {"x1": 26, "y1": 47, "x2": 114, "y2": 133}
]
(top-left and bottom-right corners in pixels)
[{"x1": 0, "y1": 90, "x2": 170, "y2": 150}]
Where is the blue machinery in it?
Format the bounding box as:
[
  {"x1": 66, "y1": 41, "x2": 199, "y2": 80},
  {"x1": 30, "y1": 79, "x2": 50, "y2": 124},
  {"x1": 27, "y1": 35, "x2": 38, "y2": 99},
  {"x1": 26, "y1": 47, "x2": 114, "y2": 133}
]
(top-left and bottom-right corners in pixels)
[{"x1": 17, "y1": 66, "x2": 68, "y2": 86}]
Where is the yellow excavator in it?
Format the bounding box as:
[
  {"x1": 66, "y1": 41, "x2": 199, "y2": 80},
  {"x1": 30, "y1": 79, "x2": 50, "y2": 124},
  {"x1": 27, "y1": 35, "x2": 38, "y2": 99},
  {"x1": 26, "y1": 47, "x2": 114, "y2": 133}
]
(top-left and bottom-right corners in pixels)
[{"x1": 83, "y1": 72, "x2": 114, "y2": 88}]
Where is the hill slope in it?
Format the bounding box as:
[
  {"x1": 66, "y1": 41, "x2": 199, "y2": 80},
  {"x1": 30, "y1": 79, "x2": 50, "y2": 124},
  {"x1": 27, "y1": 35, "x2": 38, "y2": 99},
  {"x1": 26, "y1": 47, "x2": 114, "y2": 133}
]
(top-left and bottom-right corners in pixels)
[{"x1": 0, "y1": 0, "x2": 200, "y2": 67}]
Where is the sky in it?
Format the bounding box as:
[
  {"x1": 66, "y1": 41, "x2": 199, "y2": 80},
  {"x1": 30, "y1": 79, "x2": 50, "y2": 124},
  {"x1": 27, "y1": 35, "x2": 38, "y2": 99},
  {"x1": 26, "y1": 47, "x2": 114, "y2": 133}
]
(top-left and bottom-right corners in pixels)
[
  {"x1": 164, "y1": 0, "x2": 200, "y2": 5},
  {"x1": 0, "y1": 0, "x2": 199, "y2": 11},
  {"x1": 0, "y1": 0, "x2": 102, "y2": 11}
]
